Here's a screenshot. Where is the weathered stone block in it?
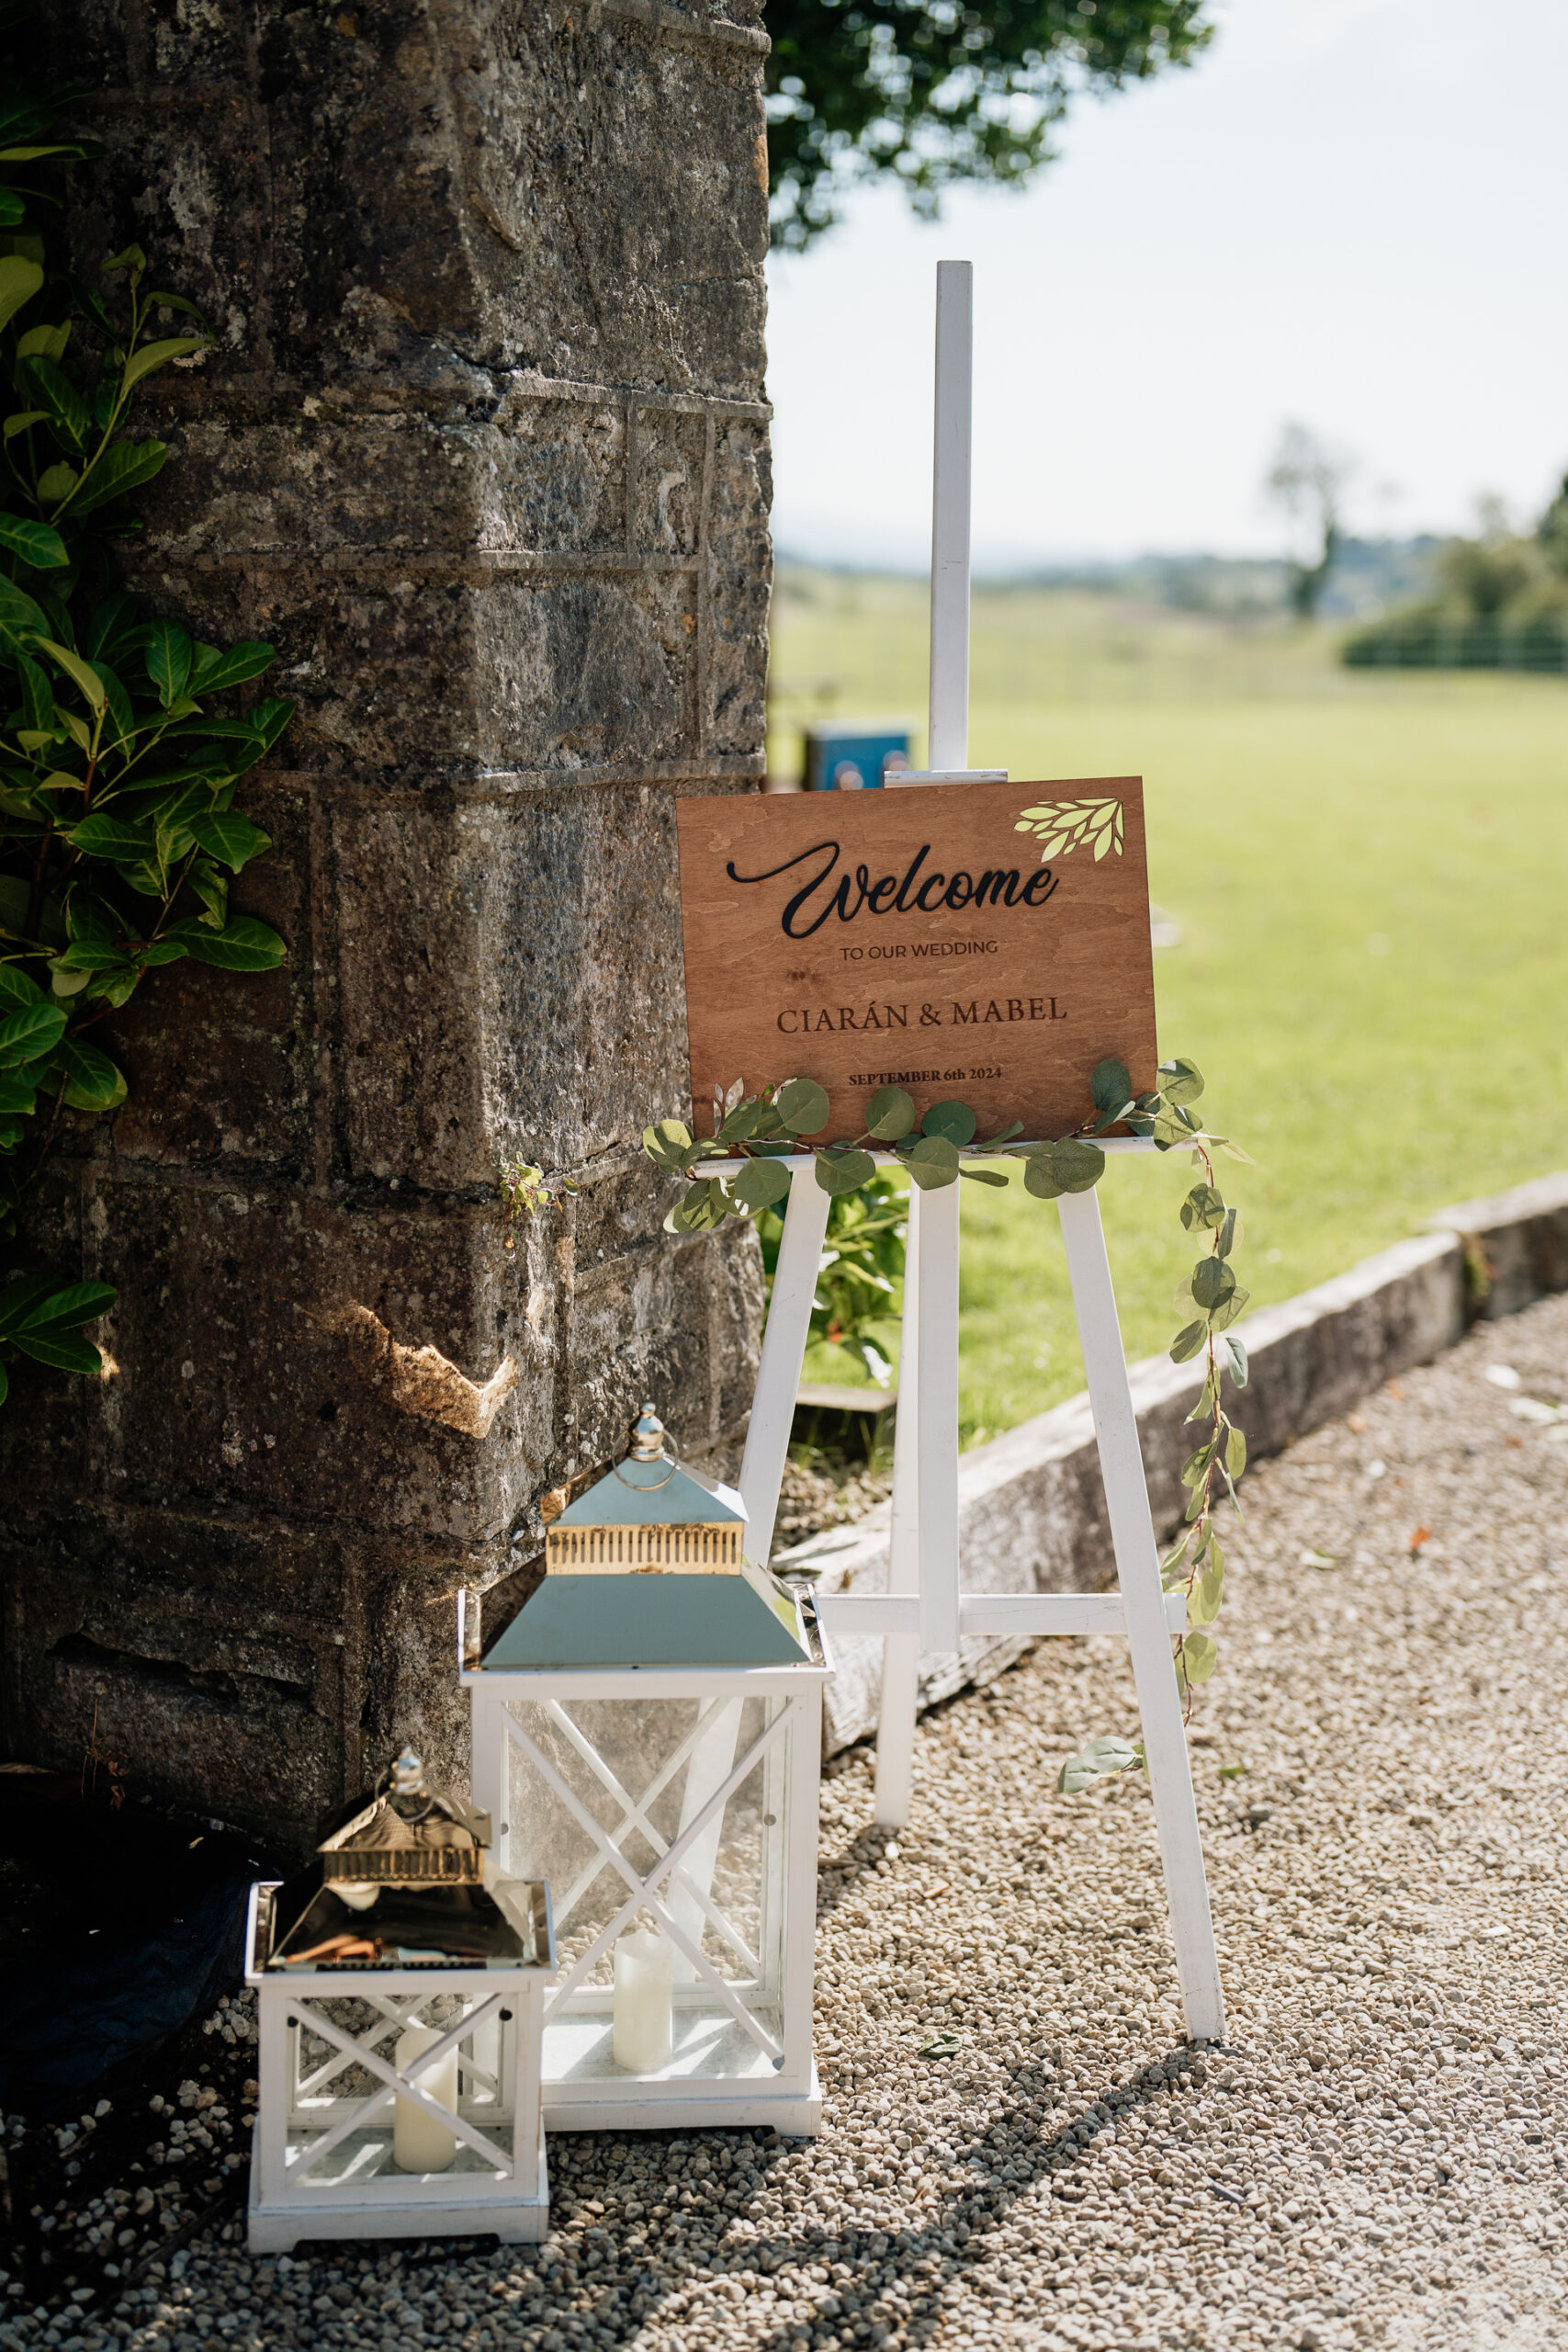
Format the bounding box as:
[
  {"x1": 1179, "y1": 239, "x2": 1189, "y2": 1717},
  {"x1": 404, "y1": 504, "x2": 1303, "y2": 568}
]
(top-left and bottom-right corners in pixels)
[{"x1": 6, "y1": 0, "x2": 772, "y2": 1848}]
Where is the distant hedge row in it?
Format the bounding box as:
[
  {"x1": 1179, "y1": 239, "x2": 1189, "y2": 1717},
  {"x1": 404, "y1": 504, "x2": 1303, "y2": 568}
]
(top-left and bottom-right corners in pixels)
[{"x1": 1342, "y1": 614, "x2": 1568, "y2": 672}]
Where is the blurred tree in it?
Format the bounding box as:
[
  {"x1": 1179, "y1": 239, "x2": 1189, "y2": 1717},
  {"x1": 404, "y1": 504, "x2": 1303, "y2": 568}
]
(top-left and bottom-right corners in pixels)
[
  {"x1": 1537, "y1": 472, "x2": 1568, "y2": 578},
  {"x1": 1265, "y1": 423, "x2": 1357, "y2": 620},
  {"x1": 765, "y1": 1, "x2": 1215, "y2": 251},
  {"x1": 1438, "y1": 496, "x2": 1535, "y2": 617}
]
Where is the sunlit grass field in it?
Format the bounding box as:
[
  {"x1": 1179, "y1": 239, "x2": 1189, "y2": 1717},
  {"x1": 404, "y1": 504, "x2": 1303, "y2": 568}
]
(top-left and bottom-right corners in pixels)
[{"x1": 768, "y1": 571, "x2": 1568, "y2": 1443}]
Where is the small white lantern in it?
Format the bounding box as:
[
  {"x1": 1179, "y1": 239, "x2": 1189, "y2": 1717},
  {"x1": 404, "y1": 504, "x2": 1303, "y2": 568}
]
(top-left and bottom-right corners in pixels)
[
  {"x1": 464, "y1": 1405, "x2": 832, "y2": 2135},
  {"x1": 245, "y1": 1751, "x2": 557, "y2": 2251}
]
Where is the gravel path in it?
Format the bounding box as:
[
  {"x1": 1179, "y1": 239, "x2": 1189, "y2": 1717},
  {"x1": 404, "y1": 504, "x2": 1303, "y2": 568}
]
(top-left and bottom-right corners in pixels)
[{"x1": 5, "y1": 1293, "x2": 1567, "y2": 2351}]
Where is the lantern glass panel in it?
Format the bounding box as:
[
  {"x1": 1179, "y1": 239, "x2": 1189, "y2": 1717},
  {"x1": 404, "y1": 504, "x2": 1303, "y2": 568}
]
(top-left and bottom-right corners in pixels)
[{"x1": 502, "y1": 1692, "x2": 792, "y2": 2087}]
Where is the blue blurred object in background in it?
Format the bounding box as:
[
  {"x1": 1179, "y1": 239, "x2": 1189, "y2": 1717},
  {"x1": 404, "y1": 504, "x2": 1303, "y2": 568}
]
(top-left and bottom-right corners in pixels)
[{"x1": 804, "y1": 720, "x2": 912, "y2": 790}]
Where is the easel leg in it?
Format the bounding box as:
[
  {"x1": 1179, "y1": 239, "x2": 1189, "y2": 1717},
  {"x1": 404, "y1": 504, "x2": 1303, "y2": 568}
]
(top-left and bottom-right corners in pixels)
[
  {"x1": 739, "y1": 1167, "x2": 832, "y2": 1566},
  {"x1": 1055, "y1": 1186, "x2": 1227, "y2": 2042},
  {"x1": 916, "y1": 1178, "x2": 962, "y2": 1656},
  {"x1": 874, "y1": 1186, "x2": 920, "y2": 1826}
]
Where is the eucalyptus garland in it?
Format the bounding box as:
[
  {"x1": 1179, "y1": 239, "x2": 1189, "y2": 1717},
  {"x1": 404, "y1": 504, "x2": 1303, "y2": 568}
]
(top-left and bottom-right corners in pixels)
[{"x1": 637, "y1": 1057, "x2": 1254, "y2": 1763}]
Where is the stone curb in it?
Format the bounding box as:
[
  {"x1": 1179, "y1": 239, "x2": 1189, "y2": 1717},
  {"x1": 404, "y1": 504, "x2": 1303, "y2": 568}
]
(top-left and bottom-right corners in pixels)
[{"x1": 782, "y1": 1169, "x2": 1568, "y2": 1754}]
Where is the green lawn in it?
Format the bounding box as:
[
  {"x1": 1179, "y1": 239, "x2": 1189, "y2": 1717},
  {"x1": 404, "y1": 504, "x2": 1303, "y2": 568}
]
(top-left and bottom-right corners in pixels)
[{"x1": 769, "y1": 571, "x2": 1568, "y2": 1443}]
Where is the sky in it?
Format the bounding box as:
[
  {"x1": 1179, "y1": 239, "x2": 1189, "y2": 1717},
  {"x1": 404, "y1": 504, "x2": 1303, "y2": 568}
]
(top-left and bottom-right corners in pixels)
[{"x1": 763, "y1": 0, "x2": 1568, "y2": 569}]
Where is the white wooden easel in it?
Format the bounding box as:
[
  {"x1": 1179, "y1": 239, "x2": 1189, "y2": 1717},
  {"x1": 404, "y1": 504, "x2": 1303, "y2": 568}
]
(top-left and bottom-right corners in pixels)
[{"x1": 724, "y1": 264, "x2": 1225, "y2": 2044}]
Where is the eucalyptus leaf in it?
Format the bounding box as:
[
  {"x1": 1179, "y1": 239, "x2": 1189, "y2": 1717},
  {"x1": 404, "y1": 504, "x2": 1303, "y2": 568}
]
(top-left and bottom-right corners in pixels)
[
  {"x1": 1169, "y1": 1318, "x2": 1207, "y2": 1364},
  {"x1": 864, "y1": 1084, "x2": 916, "y2": 1141},
  {"x1": 1089, "y1": 1056, "x2": 1133, "y2": 1114},
  {"x1": 1157, "y1": 1056, "x2": 1205, "y2": 1105},
  {"x1": 728, "y1": 1156, "x2": 792, "y2": 1212},
  {"x1": 905, "y1": 1134, "x2": 960, "y2": 1190},
  {"x1": 1224, "y1": 1426, "x2": 1247, "y2": 1480},
  {"x1": 1058, "y1": 1736, "x2": 1141, "y2": 1794},
  {"x1": 816, "y1": 1148, "x2": 875, "y2": 1196},
  {"x1": 1190, "y1": 1257, "x2": 1236, "y2": 1313},
  {"x1": 1180, "y1": 1183, "x2": 1226, "y2": 1232},
  {"x1": 1180, "y1": 1631, "x2": 1218, "y2": 1684},
  {"x1": 921, "y1": 1099, "x2": 976, "y2": 1148},
  {"x1": 1224, "y1": 1334, "x2": 1249, "y2": 1388},
  {"x1": 1208, "y1": 1286, "x2": 1251, "y2": 1334},
  {"x1": 1190, "y1": 1566, "x2": 1224, "y2": 1626},
  {"x1": 775, "y1": 1077, "x2": 829, "y2": 1136},
  {"x1": 958, "y1": 1166, "x2": 1008, "y2": 1186}
]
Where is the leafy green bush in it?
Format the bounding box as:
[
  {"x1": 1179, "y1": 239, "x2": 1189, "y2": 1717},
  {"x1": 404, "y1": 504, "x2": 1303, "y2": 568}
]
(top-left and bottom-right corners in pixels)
[{"x1": 1, "y1": 33, "x2": 290, "y2": 1405}]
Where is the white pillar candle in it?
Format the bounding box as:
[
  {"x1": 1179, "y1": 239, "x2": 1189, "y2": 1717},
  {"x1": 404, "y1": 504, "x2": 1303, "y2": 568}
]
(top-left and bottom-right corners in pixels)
[
  {"x1": 613, "y1": 1928, "x2": 673, "y2": 2072},
  {"x1": 392, "y1": 2019, "x2": 461, "y2": 2173}
]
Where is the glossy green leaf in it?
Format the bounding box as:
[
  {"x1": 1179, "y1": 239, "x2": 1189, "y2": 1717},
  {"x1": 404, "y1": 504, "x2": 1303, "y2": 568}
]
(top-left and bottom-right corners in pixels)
[
  {"x1": 36, "y1": 638, "x2": 106, "y2": 711},
  {"x1": 122, "y1": 334, "x2": 207, "y2": 389},
  {"x1": 0, "y1": 963, "x2": 46, "y2": 1012},
  {"x1": 864, "y1": 1084, "x2": 916, "y2": 1141},
  {"x1": 143, "y1": 617, "x2": 194, "y2": 705},
  {"x1": 51, "y1": 1039, "x2": 126, "y2": 1113},
  {"x1": 0, "y1": 511, "x2": 68, "y2": 569},
  {"x1": 22, "y1": 352, "x2": 91, "y2": 454},
  {"x1": 66, "y1": 813, "x2": 158, "y2": 862},
  {"x1": 0, "y1": 254, "x2": 43, "y2": 334},
  {"x1": 0, "y1": 572, "x2": 49, "y2": 650},
  {"x1": 10, "y1": 1278, "x2": 117, "y2": 1335},
  {"x1": 186, "y1": 639, "x2": 277, "y2": 695},
  {"x1": 0, "y1": 1071, "x2": 39, "y2": 1114},
  {"x1": 12, "y1": 1326, "x2": 103, "y2": 1375},
  {"x1": 164, "y1": 916, "x2": 287, "y2": 970},
  {"x1": 66, "y1": 438, "x2": 167, "y2": 516},
  {"x1": 0, "y1": 1000, "x2": 67, "y2": 1067}
]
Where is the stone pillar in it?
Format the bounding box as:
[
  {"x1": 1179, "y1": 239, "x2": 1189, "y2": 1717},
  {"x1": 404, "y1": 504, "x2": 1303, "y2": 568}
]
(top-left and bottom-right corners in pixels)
[{"x1": 2, "y1": 0, "x2": 771, "y2": 1853}]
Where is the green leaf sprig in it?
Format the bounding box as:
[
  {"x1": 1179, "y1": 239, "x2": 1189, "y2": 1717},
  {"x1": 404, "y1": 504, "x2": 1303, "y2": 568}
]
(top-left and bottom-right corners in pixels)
[
  {"x1": 0, "y1": 27, "x2": 292, "y2": 1406},
  {"x1": 1058, "y1": 1067, "x2": 1255, "y2": 1792},
  {"x1": 634, "y1": 1052, "x2": 1253, "y2": 1780}
]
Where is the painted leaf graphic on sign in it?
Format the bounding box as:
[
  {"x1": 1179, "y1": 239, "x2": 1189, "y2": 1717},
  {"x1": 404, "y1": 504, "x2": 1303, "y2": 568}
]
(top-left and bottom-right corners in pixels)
[{"x1": 1013, "y1": 797, "x2": 1123, "y2": 862}]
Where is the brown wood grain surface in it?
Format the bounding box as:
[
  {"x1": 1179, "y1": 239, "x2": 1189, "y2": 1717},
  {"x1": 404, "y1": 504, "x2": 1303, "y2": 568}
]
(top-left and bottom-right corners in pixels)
[{"x1": 675, "y1": 777, "x2": 1157, "y2": 1141}]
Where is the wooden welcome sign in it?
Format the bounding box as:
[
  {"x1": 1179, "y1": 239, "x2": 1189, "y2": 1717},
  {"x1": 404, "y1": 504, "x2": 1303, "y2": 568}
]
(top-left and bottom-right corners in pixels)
[{"x1": 675, "y1": 776, "x2": 1157, "y2": 1141}]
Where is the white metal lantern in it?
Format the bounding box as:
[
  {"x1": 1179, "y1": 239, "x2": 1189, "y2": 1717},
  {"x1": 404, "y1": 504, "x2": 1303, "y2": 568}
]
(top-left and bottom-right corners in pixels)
[
  {"x1": 464, "y1": 1405, "x2": 832, "y2": 2135},
  {"x1": 244, "y1": 1752, "x2": 557, "y2": 2251}
]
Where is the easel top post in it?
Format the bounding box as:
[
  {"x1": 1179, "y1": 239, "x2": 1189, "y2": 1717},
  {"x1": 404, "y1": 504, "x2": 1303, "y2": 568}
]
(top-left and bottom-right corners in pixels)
[{"x1": 928, "y1": 258, "x2": 974, "y2": 775}]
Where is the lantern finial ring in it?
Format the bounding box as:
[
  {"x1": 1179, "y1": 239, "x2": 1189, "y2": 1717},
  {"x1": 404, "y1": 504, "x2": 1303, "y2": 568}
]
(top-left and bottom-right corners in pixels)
[{"x1": 615, "y1": 1399, "x2": 680, "y2": 1490}]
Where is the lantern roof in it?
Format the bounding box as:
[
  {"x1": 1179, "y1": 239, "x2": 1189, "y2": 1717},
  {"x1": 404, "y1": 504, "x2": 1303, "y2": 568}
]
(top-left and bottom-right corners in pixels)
[
  {"x1": 552, "y1": 1403, "x2": 747, "y2": 1532},
  {"x1": 479, "y1": 1562, "x2": 811, "y2": 1670}
]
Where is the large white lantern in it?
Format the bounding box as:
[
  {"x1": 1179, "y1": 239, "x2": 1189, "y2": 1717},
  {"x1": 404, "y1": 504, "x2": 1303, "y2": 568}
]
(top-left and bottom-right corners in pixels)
[
  {"x1": 464, "y1": 1406, "x2": 831, "y2": 2135},
  {"x1": 245, "y1": 1751, "x2": 557, "y2": 2251}
]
